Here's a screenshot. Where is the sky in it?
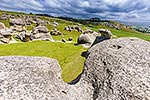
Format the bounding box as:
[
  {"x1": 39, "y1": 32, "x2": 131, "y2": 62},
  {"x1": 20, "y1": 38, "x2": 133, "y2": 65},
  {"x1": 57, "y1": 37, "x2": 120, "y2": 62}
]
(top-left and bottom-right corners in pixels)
[{"x1": 0, "y1": 0, "x2": 149, "y2": 22}]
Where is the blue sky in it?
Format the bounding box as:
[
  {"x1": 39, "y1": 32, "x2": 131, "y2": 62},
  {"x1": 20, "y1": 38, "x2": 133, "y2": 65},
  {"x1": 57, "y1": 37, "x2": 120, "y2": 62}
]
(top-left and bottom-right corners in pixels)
[{"x1": 0, "y1": 0, "x2": 149, "y2": 22}]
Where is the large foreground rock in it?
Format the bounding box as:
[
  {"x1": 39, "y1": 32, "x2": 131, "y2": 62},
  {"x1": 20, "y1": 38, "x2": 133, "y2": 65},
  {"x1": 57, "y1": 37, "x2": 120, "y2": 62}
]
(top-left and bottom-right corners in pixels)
[
  {"x1": 0, "y1": 56, "x2": 92, "y2": 100},
  {"x1": 84, "y1": 38, "x2": 150, "y2": 100}
]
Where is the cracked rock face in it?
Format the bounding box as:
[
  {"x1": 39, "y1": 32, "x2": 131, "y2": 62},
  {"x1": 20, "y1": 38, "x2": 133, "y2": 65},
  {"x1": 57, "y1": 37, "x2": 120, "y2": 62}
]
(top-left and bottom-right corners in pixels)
[
  {"x1": 0, "y1": 56, "x2": 93, "y2": 100},
  {"x1": 84, "y1": 37, "x2": 150, "y2": 100}
]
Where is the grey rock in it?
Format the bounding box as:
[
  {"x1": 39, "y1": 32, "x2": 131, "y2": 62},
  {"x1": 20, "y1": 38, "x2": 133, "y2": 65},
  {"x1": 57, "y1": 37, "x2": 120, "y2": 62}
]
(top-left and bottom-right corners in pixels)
[
  {"x1": 33, "y1": 26, "x2": 49, "y2": 33},
  {"x1": 84, "y1": 29, "x2": 93, "y2": 34},
  {"x1": 0, "y1": 38, "x2": 10, "y2": 43},
  {"x1": 0, "y1": 34, "x2": 3, "y2": 38},
  {"x1": 0, "y1": 29, "x2": 13, "y2": 44},
  {"x1": 0, "y1": 16, "x2": 8, "y2": 20},
  {"x1": 77, "y1": 31, "x2": 99, "y2": 45},
  {"x1": 84, "y1": 37, "x2": 150, "y2": 100},
  {"x1": 92, "y1": 30, "x2": 113, "y2": 46},
  {"x1": 75, "y1": 26, "x2": 82, "y2": 33},
  {"x1": 50, "y1": 28, "x2": 61, "y2": 36},
  {"x1": 25, "y1": 18, "x2": 33, "y2": 25},
  {"x1": 0, "y1": 22, "x2": 6, "y2": 30},
  {"x1": 35, "y1": 19, "x2": 46, "y2": 26},
  {"x1": 64, "y1": 26, "x2": 72, "y2": 31},
  {"x1": 0, "y1": 29, "x2": 13, "y2": 36},
  {"x1": 15, "y1": 31, "x2": 31, "y2": 42},
  {"x1": 9, "y1": 18, "x2": 25, "y2": 26},
  {"x1": 0, "y1": 56, "x2": 93, "y2": 100},
  {"x1": 0, "y1": 14, "x2": 9, "y2": 20},
  {"x1": 53, "y1": 21, "x2": 59, "y2": 27},
  {"x1": 31, "y1": 26, "x2": 54, "y2": 41},
  {"x1": 99, "y1": 29, "x2": 113, "y2": 39},
  {"x1": 65, "y1": 26, "x2": 82, "y2": 33},
  {"x1": 68, "y1": 37, "x2": 73, "y2": 41},
  {"x1": 62, "y1": 38, "x2": 66, "y2": 43},
  {"x1": 9, "y1": 18, "x2": 26, "y2": 32}
]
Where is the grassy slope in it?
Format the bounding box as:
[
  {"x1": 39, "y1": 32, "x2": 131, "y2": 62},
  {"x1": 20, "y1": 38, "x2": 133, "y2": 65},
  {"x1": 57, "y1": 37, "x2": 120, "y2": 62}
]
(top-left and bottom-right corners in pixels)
[
  {"x1": 39, "y1": 16, "x2": 83, "y2": 42},
  {"x1": 0, "y1": 41, "x2": 86, "y2": 83},
  {"x1": 89, "y1": 24, "x2": 150, "y2": 41},
  {"x1": 1, "y1": 10, "x2": 150, "y2": 82}
]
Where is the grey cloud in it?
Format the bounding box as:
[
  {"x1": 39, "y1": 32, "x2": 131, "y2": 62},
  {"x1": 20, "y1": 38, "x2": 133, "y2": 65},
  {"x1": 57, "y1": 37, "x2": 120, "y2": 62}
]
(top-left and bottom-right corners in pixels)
[{"x1": 0, "y1": 0, "x2": 149, "y2": 21}]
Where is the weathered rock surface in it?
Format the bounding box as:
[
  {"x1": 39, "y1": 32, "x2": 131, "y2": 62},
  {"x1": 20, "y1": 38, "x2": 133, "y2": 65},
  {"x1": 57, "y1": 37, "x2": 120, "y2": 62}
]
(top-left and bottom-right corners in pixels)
[
  {"x1": 15, "y1": 31, "x2": 31, "y2": 42},
  {"x1": 31, "y1": 26, "x2": 54, "y2": 41},
  {"x1": 9, "y1": 18, "x2": 25, "y2": 26},
  {"x1": 92, "y1": 29, "x2": 113, "y2": 46},
  {"x1": 77, "y1": 31, "x2": 99, "y2": 45},
  {"x1": 53, "y1": 21, "x2": 59, "y2": 27},
  {"x1": 84, "y1": 37, "x2": 150, "y2": 100},
  {"x1": 0, "y1": 29, "x2": 14, "y2": 44},
  {"x1": 0, "y1": 22, "x2": 6, "y2": 29},
  {"x1": 50, "y1": 28, "x2": 61, "y2": 36},
  {"x1": 0, "y1": 56, "x2": 93, "y2": 100},
  {"x1": 9, "y1": 18, "x2": 26, "y2": 32},
  {"x1": 33, "y1": 25, "x2": 49, "y2": 33},
  {"x1": 25, "y1": 18, "x2": 33, "y2": 25},
  {"x1": 64, "y1": 25, "x2": 82, "y2": 32},
  {"x1": 99, "y1": 29, "x2": 112, "y2": 39},
  {"x1": 35, "y1": 18, "x2": 46, "y2": 26}
]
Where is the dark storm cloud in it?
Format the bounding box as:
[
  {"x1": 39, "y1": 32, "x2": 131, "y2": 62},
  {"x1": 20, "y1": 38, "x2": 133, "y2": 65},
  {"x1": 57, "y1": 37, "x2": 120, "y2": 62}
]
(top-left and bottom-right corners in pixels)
[{"x1": 0, "y1": 0, "x2": 149, "y2": 21}]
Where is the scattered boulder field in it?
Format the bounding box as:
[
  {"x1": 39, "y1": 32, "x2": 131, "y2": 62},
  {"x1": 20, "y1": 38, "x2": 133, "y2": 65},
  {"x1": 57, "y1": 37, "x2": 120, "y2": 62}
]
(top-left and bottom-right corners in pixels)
[
  {"x1": 1, "y1": 11, "x2": 150, "y2": 100},
  {"x1": 0, "y1": 37, "x2": 150, "y2": 100},
  {"x1": 0, "y1": 12, "x2": 114, "y2": 45},
  {"x1": 31, "y1": 25, "x2": 54, "y2": 41}
]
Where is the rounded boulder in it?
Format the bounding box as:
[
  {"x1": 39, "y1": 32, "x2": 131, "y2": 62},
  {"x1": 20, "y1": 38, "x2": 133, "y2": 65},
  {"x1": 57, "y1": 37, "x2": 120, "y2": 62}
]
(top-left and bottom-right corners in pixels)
[{"x1": 84, "y1": 38, "x2": 150, "y2": 100}]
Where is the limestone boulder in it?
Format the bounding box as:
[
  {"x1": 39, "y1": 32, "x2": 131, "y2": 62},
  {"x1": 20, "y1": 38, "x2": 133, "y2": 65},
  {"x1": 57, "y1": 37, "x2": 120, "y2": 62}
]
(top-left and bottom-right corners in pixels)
[
  {"x1": 77, "y1": 31, "x2": 99, "y2": 45},
  {"x1": 0, "y1": 29, "x2": 13, "y2": 44},
  {"x1": 99, "y1": 29, "x2": 112, "y2": 39},
  {"x1": 25, "y1": 18, "x2": 33, "y2": 25},
  {"x1": 0, "y1": 56, "x2": 93, "y2": 100},
  {"x1": 53, "y1": 21, "x2": 59, "y2": 27},
  {"x1": 33, "y1": 25, "x2": 49, "y2": 33},
  {"x1": 35, "y1": 18, "x2": 46, "y2": 26},
  {"x1": 9, "y1": 18, "x2": 26, "y2": 32},
  {"x1": 9, "y1": 18, "x2": 25, "y2": 26},
  {"x1": 31, "y1": 26, "x2": 54, "y2": 41},
  {"x1": 75, "y1": 26, "x2": 82, "y2": 33},
  {"x1": 84, "y1": 37, "x2": 150, "y2": 100},
  {"x1": 92, "y1": 29, "x2": 113, "y2": 46},
  {"x1": 0, "y1": 22, "x2": 6, "y2": 30},
  {"x1": 15, "y1": 31, "x2": 31, "y2": 42},
  {"x1": 50, "y1": 28, "x2": 61, "y2": 36},
  {"x1": 64, "y1": 25, "x2": 82, "y2": 33}
]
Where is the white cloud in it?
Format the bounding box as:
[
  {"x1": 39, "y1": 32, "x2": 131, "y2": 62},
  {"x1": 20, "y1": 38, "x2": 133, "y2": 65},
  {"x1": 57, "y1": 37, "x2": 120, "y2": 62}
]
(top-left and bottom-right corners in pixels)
[
  {"x1": 79, "y1": 1, "x2": 90, "y2": 7},
  {"x1": 0, "y1": 0, "x2": 149, "y2": 22}
]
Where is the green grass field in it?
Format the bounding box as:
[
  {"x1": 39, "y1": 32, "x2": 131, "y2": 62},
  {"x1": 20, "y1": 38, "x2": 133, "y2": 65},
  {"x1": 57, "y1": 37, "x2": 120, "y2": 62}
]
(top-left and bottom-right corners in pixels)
[
  {"x1": 0, "y1": 41, "x2": 86, "y2": 83},
  {"x1": 1, "y1": 10, "x2": 150, "y2": 83}
]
